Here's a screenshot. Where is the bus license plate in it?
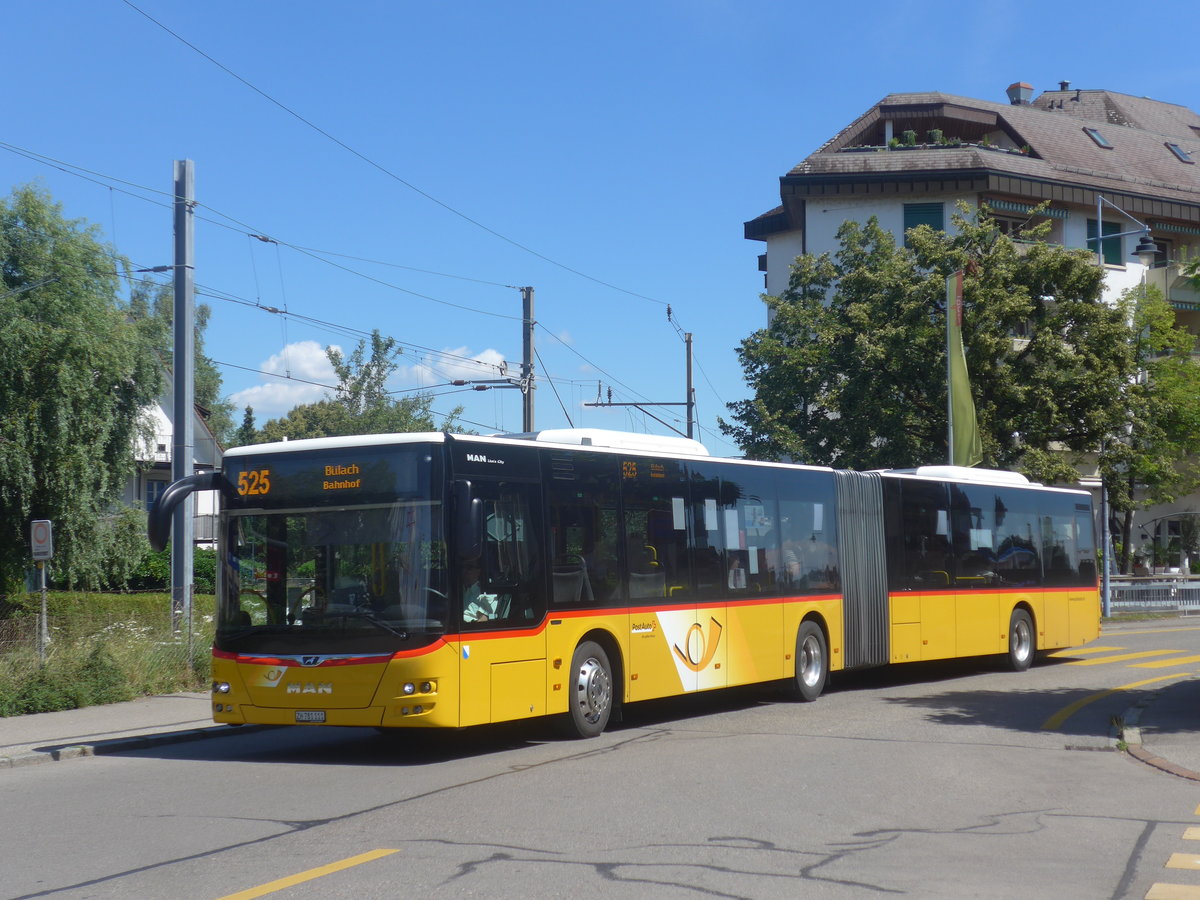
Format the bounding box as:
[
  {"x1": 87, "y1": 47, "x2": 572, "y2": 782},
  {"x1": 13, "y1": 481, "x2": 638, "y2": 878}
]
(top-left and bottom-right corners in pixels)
[{"x1": 295, "y1": 710, "x2": 326, "y2": 723}]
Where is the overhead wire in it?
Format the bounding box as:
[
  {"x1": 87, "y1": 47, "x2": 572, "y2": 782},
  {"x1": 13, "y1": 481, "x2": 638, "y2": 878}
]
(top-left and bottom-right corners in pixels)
[
  {"x1": 120, "y1": 0, "x2": 672, "y2": 309},
  {"x1": 2, "y1": 130, "x2": 737, "y2": 447},
  {"x1": 5, "y1": 215, "x2": 546, "y2": 427},
  {"x1": 0, "y1": 140, "x2": 523, "y2": 321},
  {"x1": 533, "y1": 346, "x2": 574, "y2": 427}
]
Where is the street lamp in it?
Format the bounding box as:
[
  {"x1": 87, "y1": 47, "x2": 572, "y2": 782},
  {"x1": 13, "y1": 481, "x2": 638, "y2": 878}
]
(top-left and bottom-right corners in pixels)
[{"x1": 1133, "y1": 234, "x2": 1159, "y2": 268}]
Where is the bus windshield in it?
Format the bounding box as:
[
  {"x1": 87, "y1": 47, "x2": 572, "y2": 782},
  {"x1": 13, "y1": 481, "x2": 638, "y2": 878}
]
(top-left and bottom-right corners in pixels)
[{"x1": 218, "y1": 501, "x2": 447, "y2": 652}]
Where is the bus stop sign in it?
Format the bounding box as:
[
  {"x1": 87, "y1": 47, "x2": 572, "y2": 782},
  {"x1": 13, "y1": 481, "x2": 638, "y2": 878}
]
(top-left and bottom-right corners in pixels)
[{"x1": 31, "y1": 519, "x2": 53, "y2": 560}]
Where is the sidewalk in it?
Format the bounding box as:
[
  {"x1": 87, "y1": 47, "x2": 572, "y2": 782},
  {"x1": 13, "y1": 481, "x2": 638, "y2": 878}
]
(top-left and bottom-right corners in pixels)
[
  {"x1": 1, "y1": 675, "x2": 1197, "y2": 778},
  {"x1": 0, "y1": 692, "x2": 255, "y2": 768},
  {"x1": 1119, "y1": 675, "x2": 1200, "y2": 782}
]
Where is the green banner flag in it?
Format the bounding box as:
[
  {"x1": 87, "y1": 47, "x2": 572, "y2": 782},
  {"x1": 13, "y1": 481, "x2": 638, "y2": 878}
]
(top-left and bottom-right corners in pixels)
[{"x1": 947, "y1": 271, "x2": 982, "y2": 467}]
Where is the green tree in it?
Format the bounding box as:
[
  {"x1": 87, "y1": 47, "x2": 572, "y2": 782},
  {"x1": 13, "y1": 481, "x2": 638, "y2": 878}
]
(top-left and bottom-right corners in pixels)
[
  {"x1": 258, "y1": 330, "x2": 464, "y2": 440},
  {"x1": 232, "y1": 405, "x2": 258, "y2": 447},
  {"x1": 0, "y1": 184, "x2": 163, "y2": 593},
  {"x1": 127, "y1": 281, "x2": 235, "y2": 445},
  {"x1": 1100, "y1": 284, "x2": 1200, "y2": 572},
  {"x1": 723, "y1": 206, "x2": 1132, "y2": 483}
]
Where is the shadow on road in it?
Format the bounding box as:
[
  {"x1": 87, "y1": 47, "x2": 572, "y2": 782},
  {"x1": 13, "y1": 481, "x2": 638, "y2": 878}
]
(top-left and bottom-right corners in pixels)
[{"x1": 96, "y1": 651, "x2": 1165, "y2": 764}]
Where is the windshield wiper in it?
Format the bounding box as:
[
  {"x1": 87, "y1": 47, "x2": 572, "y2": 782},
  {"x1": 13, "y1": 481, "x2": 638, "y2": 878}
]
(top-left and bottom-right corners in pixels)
[{"x1": 325, "y1": 610, "x2": 410, "y2": 640}]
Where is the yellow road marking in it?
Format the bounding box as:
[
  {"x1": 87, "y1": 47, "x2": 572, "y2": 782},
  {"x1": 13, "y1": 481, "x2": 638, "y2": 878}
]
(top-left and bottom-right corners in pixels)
[
  {"x1": 1066, "y1": 650, "x2": 1182, "y2": 666},
  {"x1": 1147, "y1": 884, "x2": 1200, "y2": 899},
  {"x1": 1049, "y1": 646, "x2": 1125, "y2": 657},
  {"x1": 1167, "y1": 854, "x2": 1200, "y2": 870},
  {"x1": 1185, "y1": 827, "x2": 1200, "y2": 841},
  {"x1": 216, "y1": 849, "x2": 400, "y2": 900},
  {"x1": 1040, "y1": 674, "x2": 1190, "y2": 730},
  {"x1": 1133, "y1": 655, "x2": 1200, "y2": 669}
]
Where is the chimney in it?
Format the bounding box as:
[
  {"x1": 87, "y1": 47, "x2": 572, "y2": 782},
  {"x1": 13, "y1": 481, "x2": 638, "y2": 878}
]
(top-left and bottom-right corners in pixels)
[
  {"x1": 1006, "y1": 82, "x2": 1033, "y2": 105},
  {"x1": 1059, "y1": 80, "x2": 1071, "y2": 91}
]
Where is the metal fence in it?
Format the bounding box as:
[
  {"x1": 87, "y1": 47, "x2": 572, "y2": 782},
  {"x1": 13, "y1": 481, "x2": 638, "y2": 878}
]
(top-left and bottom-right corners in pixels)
[{"x1": 1109, "y1": 577, "x2": 1200, "y2": 614}]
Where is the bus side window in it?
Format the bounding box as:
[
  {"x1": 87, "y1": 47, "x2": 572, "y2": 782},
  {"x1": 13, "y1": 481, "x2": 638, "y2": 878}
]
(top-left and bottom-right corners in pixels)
[
  {"x1": 463, "y1": 483, "x2": 544, "y2": 627},
  {"x1": 950, "y1": 484, "x2": 997, "y2": 589},
  {"x1": 545, "y1": 451, "x2": 619, "y2": 605},
  {"x1": 992, "y1": 488, "x2": 1041, "y2": 587},
  {"x1": 620, "y1": 456, "x2": 689, "y2": 602},
  {"x1": 894, "y1": 481, "x2": 951, "y2": 589},
  {"x1": 1041, "y1": 495, "x2": 1094, "y2": 586}
]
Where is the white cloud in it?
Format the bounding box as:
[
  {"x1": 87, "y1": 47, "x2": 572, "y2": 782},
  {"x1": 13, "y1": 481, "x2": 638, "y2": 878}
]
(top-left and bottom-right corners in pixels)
[
  {"x1": 229, "y1": 340, "x2": 339, "y2": 420},
  {"x1": 229, "y1": 341, "x2": 513, "y2": 420}
]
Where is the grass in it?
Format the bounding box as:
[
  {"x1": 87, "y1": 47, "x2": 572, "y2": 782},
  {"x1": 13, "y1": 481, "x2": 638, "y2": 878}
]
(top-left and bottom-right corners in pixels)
[{"x1": 0, "y1": 591, "x2": 215, "y2": 717}]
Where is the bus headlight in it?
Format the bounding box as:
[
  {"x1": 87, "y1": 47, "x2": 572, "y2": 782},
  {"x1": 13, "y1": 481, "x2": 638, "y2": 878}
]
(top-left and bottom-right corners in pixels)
[
  {"x1": 212, "y1": 682, "x2": 231, "y2": 694},
  {"x1": 402, "y1": 682, "x2": 416, "y2": 695},
  {"x1": 420, "y1": 681, "x2": 434, "y2": 694}
]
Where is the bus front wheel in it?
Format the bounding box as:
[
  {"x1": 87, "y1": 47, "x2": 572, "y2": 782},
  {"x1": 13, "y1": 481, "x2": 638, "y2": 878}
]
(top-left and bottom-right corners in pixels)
[
  {"x1": 1007, "y1": 609, "x2": 1035, "y2": 672},
  {"x1": 563, "y1": 641, "x2": 613, "y2": 739},
  {"x1": 791, "y1": 620, "x2": 828, "y2": 702}
]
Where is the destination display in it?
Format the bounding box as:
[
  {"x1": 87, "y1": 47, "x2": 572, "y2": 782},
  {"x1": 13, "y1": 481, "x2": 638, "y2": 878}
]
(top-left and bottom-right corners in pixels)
[{"x1": 223, "y1": 444, "x2": 437, "y2": 509}]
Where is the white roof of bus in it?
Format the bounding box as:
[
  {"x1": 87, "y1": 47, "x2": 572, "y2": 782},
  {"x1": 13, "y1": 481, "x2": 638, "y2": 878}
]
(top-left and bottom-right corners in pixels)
[
  {"x1": 222, "y1": 428, "x2": 713, "y2": 460},
  {"x1": 909, "y1": 465, "x2": 1030, "y2": 485},
  {"x1": 222, "y1": 432, "x2": 445, "y2": 458},
  {"x1": 500, "y1": 428, "x2": 710, "y2": 456}
]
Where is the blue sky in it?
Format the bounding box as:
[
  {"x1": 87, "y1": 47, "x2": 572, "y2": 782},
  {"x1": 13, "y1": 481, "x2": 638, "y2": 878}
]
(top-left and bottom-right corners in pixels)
[{"x1": 5, "y1": 1, "x2": 1196, "y2": 454}]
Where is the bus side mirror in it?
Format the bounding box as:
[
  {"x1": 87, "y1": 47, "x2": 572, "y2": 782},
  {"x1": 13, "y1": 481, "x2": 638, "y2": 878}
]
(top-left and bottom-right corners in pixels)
[
  {"x1": 455, "y1": 480, "x2": 482, "y2": 562},
  {"x1": 148, "y1": 472, "x2": 236, "y2": 551}
]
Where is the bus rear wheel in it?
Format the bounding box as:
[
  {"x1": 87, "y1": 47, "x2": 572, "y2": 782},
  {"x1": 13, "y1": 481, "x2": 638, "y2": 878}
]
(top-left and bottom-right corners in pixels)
[
  {"x1": 562, "y1": 641, "x2": 613, "y2": 738},
  {"x1": 790, "y1": 620, "x2": 828, "y2": 702},
  {"x1": 1007, "y1": 608, "x2": 1035, "y2": 672}
]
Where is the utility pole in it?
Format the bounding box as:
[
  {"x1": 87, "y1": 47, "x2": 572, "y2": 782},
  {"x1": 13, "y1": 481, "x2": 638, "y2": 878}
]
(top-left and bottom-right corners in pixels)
[
  {"x1": 171, "y1": 160, "x2": 195, "y2": 653},
  {"x1": 450, "y1": 286, "x2": 537, "y2": 429},
  {"x1": 521, "y1": 286, "x2": 535, "y2": 432},
  {"x1": 684, "y1": 332, "x2": 695, "y2": 439},
  {"x1": 585, "y1": 332, "x2": 696, "y2": 440}
]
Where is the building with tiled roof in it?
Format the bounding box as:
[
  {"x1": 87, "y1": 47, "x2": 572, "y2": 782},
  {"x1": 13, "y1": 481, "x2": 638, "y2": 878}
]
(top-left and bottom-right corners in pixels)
[{"x1": 746, "y1": 82, "x2": 1200, "y2": 572}]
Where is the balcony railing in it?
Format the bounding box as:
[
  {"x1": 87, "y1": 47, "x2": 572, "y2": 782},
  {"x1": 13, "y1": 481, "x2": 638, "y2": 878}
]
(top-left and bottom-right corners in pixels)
[{"x1": 1146, "y1": 262, "x2": 1200, "y2": 311}]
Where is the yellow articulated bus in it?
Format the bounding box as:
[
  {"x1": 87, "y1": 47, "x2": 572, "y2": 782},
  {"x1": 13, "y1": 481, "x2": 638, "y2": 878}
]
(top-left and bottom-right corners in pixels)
[{"x1": 149, "y1": 428, "x2": 1099, "y2": 738}]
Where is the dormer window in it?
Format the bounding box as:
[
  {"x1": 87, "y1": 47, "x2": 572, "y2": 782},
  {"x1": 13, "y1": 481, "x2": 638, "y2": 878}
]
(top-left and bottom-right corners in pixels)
[
  {"x1": 1166, "y1": 142, "x2": 1194, "y2": 163},
  {"x1": 1083, "y1": 127, "x2": 1113, "y2": 149}
]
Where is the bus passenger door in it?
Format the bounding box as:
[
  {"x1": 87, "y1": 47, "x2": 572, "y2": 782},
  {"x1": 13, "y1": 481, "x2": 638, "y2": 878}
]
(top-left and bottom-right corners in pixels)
[{"x1": 456, "y1": 479, "x2": 546, "y2": 727}]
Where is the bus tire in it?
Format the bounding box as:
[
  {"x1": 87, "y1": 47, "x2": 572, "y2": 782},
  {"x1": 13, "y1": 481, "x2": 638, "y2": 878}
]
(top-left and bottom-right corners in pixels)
[
  {"x1": 563, "y1": 641, "x2": 613, "y2": 739},
  {"x1": 1008, "y1": 608, "x2": 1035, "y2": 672},
  {"x1": 791, "y1": 620, "x2": 828, "y2": 702}
]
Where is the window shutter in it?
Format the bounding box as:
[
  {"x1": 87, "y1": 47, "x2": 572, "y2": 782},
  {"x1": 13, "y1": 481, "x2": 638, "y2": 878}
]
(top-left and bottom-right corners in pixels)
[
  {"x1": 1086, "y1": 219, "x2": 1123, "y2": 266},
  {"x1": 903, "y1": 203, "x2": 944, "y2": 246}
]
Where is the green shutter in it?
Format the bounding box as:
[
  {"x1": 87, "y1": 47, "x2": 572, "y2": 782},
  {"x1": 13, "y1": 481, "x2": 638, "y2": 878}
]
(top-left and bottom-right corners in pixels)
[
  {"x1": 1086, "y1": 219, "x2": 1123, "y2": 266},
  {"x1": 903, "y1": 203, "x2": 944, "y2": 247}
]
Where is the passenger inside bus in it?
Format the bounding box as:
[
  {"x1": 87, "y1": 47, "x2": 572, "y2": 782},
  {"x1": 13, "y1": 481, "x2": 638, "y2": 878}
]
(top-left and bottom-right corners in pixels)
[{"x1": 462, "y1": 560, "x2": 500, "y2": 621}]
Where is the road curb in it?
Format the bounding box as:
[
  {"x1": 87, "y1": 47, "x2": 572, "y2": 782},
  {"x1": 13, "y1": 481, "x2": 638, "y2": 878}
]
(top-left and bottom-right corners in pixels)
[
  {"x1": 0, "y1": 724, "x2": 273, "y2": 771},
  {"x1": 1118, "y1": 695, "x2": 1200, "y2": 784},
  {"x1": 1124, "y1": 743, "x2": 1200, "y2": 782}
]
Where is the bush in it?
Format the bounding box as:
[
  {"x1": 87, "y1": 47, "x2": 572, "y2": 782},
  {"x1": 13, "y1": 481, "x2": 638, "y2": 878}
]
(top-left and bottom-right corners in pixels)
[
  {"x1": 129, "y1": 549, "x2": 171, "y2": 592},
  {"x1": 0, "y1": 590, "x2": 216, "y2": 716},
  {"x1": 127, "y1": 548, "x2": 216, "y2": 593}
]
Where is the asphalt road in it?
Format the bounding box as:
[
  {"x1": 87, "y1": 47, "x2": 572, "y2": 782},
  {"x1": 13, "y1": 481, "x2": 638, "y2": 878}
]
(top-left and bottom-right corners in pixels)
[{"x1": 3, "y1": 620, "x2": 1199, "y2": 899}]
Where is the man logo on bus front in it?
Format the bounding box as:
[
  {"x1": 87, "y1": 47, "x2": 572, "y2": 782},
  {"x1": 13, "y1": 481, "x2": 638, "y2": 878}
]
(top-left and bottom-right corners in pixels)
[{"x1": 301, "y1": 656, "x2": 322, "y2": 667}]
